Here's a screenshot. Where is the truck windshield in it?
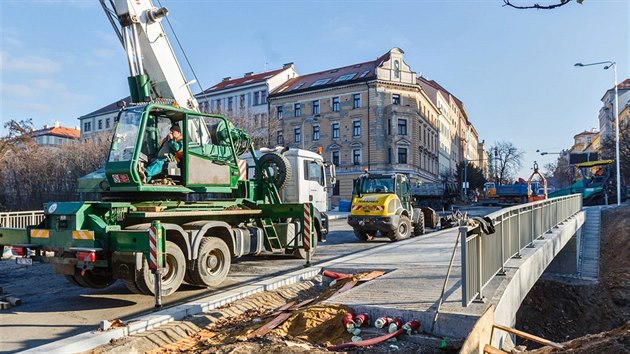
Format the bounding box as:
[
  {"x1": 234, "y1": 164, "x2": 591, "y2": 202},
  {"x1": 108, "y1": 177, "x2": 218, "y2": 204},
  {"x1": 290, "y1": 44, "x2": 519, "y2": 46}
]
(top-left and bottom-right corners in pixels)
[
  {"x1": 108, "y1": 108, "x2": 143, "y2": 162},
  {"x1": 359, "y1": 177, "x2": 395, "y2": 194}
]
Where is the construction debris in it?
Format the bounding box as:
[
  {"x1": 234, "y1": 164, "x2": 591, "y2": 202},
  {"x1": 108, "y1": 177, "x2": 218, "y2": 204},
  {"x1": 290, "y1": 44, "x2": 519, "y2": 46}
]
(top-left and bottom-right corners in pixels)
[{"x1": 0, "y1": 286, "x2": 21, "y2": 310}]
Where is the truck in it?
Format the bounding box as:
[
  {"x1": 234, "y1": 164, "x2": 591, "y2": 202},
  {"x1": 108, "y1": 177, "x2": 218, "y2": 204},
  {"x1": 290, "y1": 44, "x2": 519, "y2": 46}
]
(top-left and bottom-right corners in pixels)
[
  {"x1": 0, "y1": 0, "x2": 321, "y2": 297},
  {"x1": 347, "y1": 172, "x2": 426, "y2": 242},
  {"x1": 410, "y1": 181, "x2": 459, "y2": 211}
]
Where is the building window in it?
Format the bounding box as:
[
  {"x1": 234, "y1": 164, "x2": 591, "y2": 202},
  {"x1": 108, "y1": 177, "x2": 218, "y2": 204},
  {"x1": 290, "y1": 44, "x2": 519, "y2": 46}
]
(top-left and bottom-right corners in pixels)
[
  {"x1": 240, "y1": 94, "x2": 245, "y2": 109},
  {"x1": 332, "y1": 96, "x2": 340, "y2": 112},
  {"x1": 261, "y1": 90, "x2": 267, "y2": 104},
  {"x1": 312, "y1": 100, "x2": 320, "y2": 115},
  {"x1": 84, "y1": 122, "x2": 91, "y2": 132},
  {"x1": 277, "y1": 130, "x2": 284, "y2": 145},
  {"x1": 98, "y1": 120, "x2": 103, "y2": 130},
  {"x1": 353, "y1": 149, "x2": 362, "y2": 165},
  {"x1": 254, "y1": 92, "x2": 260, "y2": 105},
  {"x1": 277, "y1": 106, "x2": 284, "y2": 118},
  {"x1": 398, "y1": 118, "x2": 407, "y2": 135},
  {"x1": 333, "y1": 181, "x2": 340, "y2": 196},
  {"x1": 392, "y1": 94, "x2": 401, "y2": 105},
  {"x1": 398, "y1": 147, "x2": 407, "y2": 164},
  {"x1": 332, "y1": 150, "x2": 340, "y2": 166},
  {"x1": 105, "y1": 118, "x2": 110, "y2": 129},
  {"x1": 294, "y1": 103, "x2": 301, "y2": 117},
  {"x1": 353, "y1": 93, "x2": 361, "y2": 109},
  {"x1": 216, "y1": 99, "x2": 222, "y2": 111},
  {"x1": 388, "y1": 148, "x2": 392, "y2": 164},
  {"x1": 228, "y1": 97, "x2": 233, "y2": 111},
  {"x1": 313, "y1": 125, "x2": 320, "y2": 141},
  {"x1": 353, "y1": 120, "x2": 361, "y2": 137},
  {"x1": 394, "y1": 60, "x2": 400, "y2": 79},
  {"x1": 294, "y1": 127, "x2": 301, "y2": 143},
  {"x1": 332, "y1": 122, "x2": 340, "y2": 139}
]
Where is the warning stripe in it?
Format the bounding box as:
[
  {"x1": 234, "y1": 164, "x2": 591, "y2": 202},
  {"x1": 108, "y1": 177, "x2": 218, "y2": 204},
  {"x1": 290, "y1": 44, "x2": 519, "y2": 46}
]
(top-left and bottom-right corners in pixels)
[
  {"x1": 375, "y1": 206, "x2": 384, "y2": 211},
  {"x1": 72, "y1": 230, "x2": 95, "y2": 240},
  {"x1": 238, "y1": 160, "x2": 247, "y2": 181},
  {"x1": 303, "y1": 204, "x2": 311, "y2": 251},
  {"x1": 30, "y1": 229, "x2": 49, "y2": 239},
  {"x1": 351, "y1": 205, "x2": 362, "y2": 211},
  {"x1": 149, "y1": 226, "x2": 157, "y2": 270}
]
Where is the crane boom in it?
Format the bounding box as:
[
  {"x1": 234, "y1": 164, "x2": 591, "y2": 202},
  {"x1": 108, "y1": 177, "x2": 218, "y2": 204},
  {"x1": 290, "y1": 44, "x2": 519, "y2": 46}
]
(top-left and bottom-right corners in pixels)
[{"x1": 100, "y1": 0, "x2": 199, "y2": 111}]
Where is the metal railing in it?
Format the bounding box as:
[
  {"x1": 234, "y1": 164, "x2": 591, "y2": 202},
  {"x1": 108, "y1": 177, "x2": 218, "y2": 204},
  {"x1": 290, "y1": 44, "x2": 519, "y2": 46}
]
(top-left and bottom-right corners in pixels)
[
  {"x1": 0, "y1": 210, "x2": 45, "y2": 229},
  {"x1": 460, "y1": 194, "x2": 582, "y2": 307}
]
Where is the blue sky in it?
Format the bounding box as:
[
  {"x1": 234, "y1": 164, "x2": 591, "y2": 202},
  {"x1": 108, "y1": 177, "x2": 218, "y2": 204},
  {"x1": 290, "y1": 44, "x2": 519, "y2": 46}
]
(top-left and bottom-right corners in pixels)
[{"x1": 1, "y1": 0, "x2": 628, "y2": 178}]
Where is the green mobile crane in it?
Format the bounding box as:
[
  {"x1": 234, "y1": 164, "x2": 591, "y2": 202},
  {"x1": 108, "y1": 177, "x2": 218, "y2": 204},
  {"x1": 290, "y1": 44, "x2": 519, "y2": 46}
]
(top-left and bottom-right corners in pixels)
[{"x1": 0, "y1": 0, "x2": 319, "y2": 296}]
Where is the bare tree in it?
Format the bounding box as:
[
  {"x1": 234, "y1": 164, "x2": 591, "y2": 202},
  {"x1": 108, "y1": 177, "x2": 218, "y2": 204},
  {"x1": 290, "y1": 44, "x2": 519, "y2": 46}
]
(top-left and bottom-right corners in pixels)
[
  {"x1": 543, "y1": 157, "x2": 574, "y2": 190},
  {"x1": 503, "y1": 0, "x2": 583, "y2": 10},
  {"x1": 209, "y1": 108, "x2": 278, "y2": 149},
  {"x1": 490, "y1": 141, "x2": 524, "y2": 184},
  {"x1": 600, "y1": 127, "x2": 630, "y2": 187}
]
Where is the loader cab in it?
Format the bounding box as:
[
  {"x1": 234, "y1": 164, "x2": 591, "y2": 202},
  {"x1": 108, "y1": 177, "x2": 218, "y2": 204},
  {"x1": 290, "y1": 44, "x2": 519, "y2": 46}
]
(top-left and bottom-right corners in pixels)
[{"x1": 105, "y1": 104, "x2": 241, "y2": 194}]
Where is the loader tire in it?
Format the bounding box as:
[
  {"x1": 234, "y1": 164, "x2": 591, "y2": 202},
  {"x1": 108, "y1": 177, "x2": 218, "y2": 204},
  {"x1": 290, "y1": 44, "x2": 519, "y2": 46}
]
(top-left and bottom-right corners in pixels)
[
  {"x1": 413, "y1": 213, "x2": 425, "y2": 236},
  {"x1": 188, "y1": 238, "x2": 231, "y2": 287},
  {"x1": 65, "y1": 275, "x2": 83, "y2": 287},
  {"x1": 134, "y1": 240, "x2": 186, "y2": 296},
  {"x1": 389, "y1": 215, "x2": 411, "y2": 241},
  {"x1": 123, "y1": 278, "x2": 145, "y2": 295},
  {"x1": 354, "y1": 228, "x2": 376, "y2": 242},
  {"x1": 259, "y1": 153, "x2": 292, "y2": 190}
]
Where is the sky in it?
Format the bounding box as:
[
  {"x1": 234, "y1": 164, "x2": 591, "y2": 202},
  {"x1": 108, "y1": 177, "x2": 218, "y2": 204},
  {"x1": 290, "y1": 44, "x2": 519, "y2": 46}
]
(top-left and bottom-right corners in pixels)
[{"x1": 1, "y1": 0, "x2": 628, "y2": 178}]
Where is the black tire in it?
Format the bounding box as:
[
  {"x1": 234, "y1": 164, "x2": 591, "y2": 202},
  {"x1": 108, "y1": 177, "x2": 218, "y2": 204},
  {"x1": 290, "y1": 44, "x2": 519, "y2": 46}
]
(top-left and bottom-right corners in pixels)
[
  {"x1": 65, "y1": 275, "x2": 84, "y2": 287},
  {"x1": 413, "y1": 213, "x2": 425, "y2": 236},
  {"x1": 290, "y1": 229, "x2": 318, "y2": 259},
  {"x1": 123, "y1": 278, "x2": 145, "y2": 295},
  {"x1": 389, "y1": 215, "x2": 411, "y2": 241},
  {"x1": 259, "y1": 153, "x2": 292, "y2": 190},
  {"x1": 73, "y1": 270, "x2": 116, "y2": 289},
  {"x1": 188, "y1": 238, "x2": 231, "y2": 287},
  {"x1": 354, "y1": 228, "x2": 376, "y2": 241},
  {"x1": 134, "y1": 240, "x2": 186, "y2": 296}
]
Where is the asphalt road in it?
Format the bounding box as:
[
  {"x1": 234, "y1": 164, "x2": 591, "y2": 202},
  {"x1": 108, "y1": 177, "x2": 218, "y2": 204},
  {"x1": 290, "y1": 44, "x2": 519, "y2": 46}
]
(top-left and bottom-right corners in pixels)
[{"x1": 0, "y1": 206, "x2": 497, "y2": 353}]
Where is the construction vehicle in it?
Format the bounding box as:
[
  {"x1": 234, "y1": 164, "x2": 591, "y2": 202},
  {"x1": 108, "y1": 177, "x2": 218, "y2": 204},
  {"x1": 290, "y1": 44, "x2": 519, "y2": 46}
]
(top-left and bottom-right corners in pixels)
[
  {"x1": 347, "y1": 172, "x2": 426, "y2": 242},
  {"x1": 527, "y1": 162, "x2": 547, "y2": 203},
  {"x1": 549, "y1": 159, "x2": 624, "y2": 206},
  {"x1": 242, "y1": 147, "x2": 336, "y2": 241},
  {"x1": 410, "y1": 181, "x2": 459, "y2": 211},
  {"x1": 0, "y1": 0, "x2": 319, "y2": 297}
]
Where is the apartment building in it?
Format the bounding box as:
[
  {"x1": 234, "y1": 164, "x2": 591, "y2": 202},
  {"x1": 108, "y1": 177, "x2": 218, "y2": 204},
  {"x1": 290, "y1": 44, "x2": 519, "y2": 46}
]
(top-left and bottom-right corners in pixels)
[
  {"x1": 196, "y1": 64, "x2": 298, "y2": 146},
  {"x1": 30, "y1": 121, "x2": 80, "y2": 146},
  {"x1": 269, "y1": 48, "x2": 440, "y2": 205},
  {"x1": 599, "y1": 78, "x2": 630, "y2": 141}
]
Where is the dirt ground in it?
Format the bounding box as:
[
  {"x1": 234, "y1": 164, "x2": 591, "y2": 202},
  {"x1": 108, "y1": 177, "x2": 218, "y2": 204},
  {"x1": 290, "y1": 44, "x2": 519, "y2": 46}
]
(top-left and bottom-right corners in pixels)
[{"x1": 516, "y1": 205, "x2": 630, "y2": 353}]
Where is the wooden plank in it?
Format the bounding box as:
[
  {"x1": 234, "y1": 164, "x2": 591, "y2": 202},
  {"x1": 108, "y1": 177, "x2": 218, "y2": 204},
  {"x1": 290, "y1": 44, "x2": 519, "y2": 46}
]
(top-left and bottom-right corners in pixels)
[
  {"x1": 332, "y1": 280, "x2": 358, "y2": 297},
  {"x1": 247, "y1": 312, "x2": 292, "y2": 338},
  {"x1": 483, "y1": 344, "x2": 507, "y2": 354},
  {"x1": 131, "y1": 209, "x2": 263, "y2": 218},
  {"x1": 493, "y1": 324, "x2": 564, "y2": 349},
  {"x1": 358, "y1": 270, "x2": 386, "y2": 282},
  {"x1": 289, "y1": 298, "x2": 316, "y2": 310}
]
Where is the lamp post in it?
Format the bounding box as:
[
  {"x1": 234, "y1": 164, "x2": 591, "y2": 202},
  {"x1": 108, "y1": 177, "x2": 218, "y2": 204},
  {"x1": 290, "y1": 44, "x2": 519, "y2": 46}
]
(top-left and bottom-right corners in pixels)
[
  {"x1": 574, "y1": 61, "x2": 621, "y2": 205},
  {"x1": 301, "y1": 116, "x2": 319, "y2": 149}
]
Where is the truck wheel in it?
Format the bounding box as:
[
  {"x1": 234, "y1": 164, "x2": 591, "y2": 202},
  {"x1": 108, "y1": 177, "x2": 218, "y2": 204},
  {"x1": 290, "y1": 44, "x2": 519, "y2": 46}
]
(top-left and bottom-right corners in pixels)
[
  {"x1": 390, "y1": 215, "x2": 411, "y2": 241},
  {"x1": 259, "y1": 153, "x2": 292, "y2": 190},
  {"x1": 135, "y1": 240, "x2": 186, "y2": 296},
  {"x1": 189, "y1": 238, "x2": 231, "y2": 287},
  {"x1": 413, "y1": 213, "x2": 425, "y2": 236},
  {"x1": 65, "y1": 275, "x2": 84, "y2": 287},
  {"x1": 73, "y1": 270, "x2": 116, "y2": 289},
  {"x1": 354, "y1": 229, "x2": 375, "y2": 241}
]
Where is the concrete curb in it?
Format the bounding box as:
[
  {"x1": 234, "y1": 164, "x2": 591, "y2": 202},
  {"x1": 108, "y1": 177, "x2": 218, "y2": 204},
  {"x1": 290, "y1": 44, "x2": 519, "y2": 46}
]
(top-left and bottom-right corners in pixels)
[{"x1": 20, "y1": 226, "x2": 449, "y2": 353}]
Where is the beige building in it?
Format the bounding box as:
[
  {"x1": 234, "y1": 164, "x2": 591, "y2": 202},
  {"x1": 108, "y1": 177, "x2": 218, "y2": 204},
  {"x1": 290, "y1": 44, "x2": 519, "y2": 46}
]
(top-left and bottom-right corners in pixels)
[{"x1": 269, "y1": 48, "x2": 440, "y2": 205}]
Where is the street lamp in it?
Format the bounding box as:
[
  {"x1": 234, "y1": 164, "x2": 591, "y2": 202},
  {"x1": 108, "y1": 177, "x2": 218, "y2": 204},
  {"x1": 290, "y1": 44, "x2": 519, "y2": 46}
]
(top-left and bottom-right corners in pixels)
[
  {"x1": 574, "y1": 61, "x2": 621, "y2": 205},
  {"x1": 301, "y1": 116, "x2": 319, "y2": 149},
  {"x1": 536, "y1": 149, "x2": 564, "y2": 156}
]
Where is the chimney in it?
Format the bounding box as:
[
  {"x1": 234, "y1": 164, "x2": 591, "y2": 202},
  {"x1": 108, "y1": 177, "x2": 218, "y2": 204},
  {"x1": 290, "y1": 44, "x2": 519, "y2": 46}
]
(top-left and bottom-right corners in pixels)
[
  {"x1": 76, "y1": 125, "x2": 80, "y2": 131},
  {"x1": 244, "y1": 72, "x2": 254, "y2": 77},
  {"x1": 283, "y1": 62, "x2": 294, "y2": 69},
  {"x1": 54, "y1": 120, "x2": 60, "y2": 128},
  {"x1": 43, "y1": 124, "x2": 49, "y2": 129},
  {"x1": 222, "y1": 77, "x2": 231, "y2": 81}
]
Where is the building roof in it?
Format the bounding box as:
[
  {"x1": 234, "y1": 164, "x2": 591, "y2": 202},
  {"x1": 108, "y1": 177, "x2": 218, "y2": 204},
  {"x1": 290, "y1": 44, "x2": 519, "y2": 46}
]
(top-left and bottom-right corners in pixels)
[
  {"x1": 270, "y1": 51, "x2": 392, "y2": 97},
  {"x1": 30, "y1": 126, "x2": 80, "y2": 140},
  {"x1": 601, "y1": 78, "x2": 630, "y2": 100},
  {"x1": 81, "y1": 97, "x2": 131, "y2": 118},
  {"x1": 573, "y1": 130, "x2": 598, "y2": 138},
  {"x1": 199, "y1": 66, "x2": 290, "y2": 95}
]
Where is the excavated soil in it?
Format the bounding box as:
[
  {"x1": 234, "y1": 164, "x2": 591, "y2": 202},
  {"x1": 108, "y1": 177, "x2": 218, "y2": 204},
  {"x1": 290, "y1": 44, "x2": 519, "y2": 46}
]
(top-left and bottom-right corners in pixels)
[{"x1": 516, "y1": 205, "x2": 630, "y2": 353}]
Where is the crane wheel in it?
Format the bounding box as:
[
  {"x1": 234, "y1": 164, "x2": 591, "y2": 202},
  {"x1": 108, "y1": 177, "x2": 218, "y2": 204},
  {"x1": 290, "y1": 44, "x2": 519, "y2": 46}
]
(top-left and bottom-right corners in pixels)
[
  {"x1": 72, "y1": 270, "x2": 116, "y2": 289},
  {"x1": 353, "y1": 228, "x2": 376, "y2": 241},
  {"x1": 390, "y1": 215, "x2": 411, "y2": 241},
  {"x1": 131, "y1": 240, "x2": 186, "y2": 296},
  {"x1": 188, "y1": 238, "x2": 231, "y2": 287},
  {"x1": 259, "y1": 153, "x2": 292, "y2": 190}
]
